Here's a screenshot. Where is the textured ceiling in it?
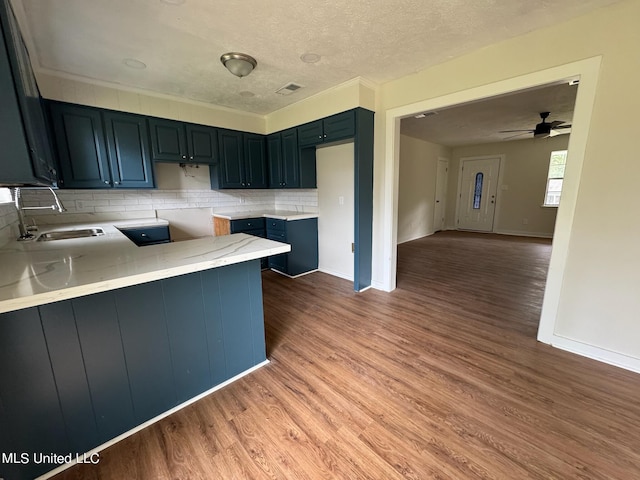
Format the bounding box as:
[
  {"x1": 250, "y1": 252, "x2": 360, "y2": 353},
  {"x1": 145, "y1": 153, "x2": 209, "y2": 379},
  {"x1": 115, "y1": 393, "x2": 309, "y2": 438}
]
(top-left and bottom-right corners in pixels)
[
  {"x1": 401, "y1": 82, "x2": 579, "y2": 146},
  {"x1": 14, "y1": 0, "x2": 620, "y2": 115}
]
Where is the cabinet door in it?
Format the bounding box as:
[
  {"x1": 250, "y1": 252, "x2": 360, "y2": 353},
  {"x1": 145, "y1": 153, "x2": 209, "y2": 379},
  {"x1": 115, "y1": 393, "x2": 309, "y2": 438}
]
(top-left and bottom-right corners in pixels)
[
  {"x1": 149, "y1": 117, "x2": 187, "y2": 162},
  {"x1": 297, "y1": 120, "x2": 323, "y2": 146},
  {"x1": 50, "y1": 102, "x2": 112, "y2": 188},
  {"x1": 0, "y1": 0, "x2": 56, "y2": 186},
  {"x1": 0, "y1": 308, "x2": 70, "y2": 480},
  {"x1": 324, "y1": 110, "x2": 355, "y2": 143},
  {"x1": 186, "y1": 124, "x2": 218, "y2": 164},
  {"x1": 267, "y1": 133, "x2": 283, "y2": 188},
  {"x1": 244, "y1": 133, "x2": 268, "y2": 189},
  {"x1": 217, "y1": 129, "x2": 245, "y2": 188},
  {"x1": 299, "y1": 147, "x2": 317, "y2": 188},
  {"x1": 281, "y1": 128, "x2": 300, "y2": 188},
  {"x1": 104, "y1": 111, "x2": 155, "y2": 188}
]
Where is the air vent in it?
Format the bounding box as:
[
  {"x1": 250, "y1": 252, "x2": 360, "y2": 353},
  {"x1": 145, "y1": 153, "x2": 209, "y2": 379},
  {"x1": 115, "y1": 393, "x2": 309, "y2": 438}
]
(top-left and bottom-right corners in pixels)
[{"x1": 275, "y1": 83, "x2": 303, "y2": 95}]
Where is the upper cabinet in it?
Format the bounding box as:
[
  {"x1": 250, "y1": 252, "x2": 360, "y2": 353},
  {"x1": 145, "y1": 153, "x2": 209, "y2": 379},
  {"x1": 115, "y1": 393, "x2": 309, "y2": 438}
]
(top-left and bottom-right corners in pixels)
[
  {"x1": 49, "y1": 102, "x2": 154, "y2": 189},
  {"x1": 210, "y1": 130, "x2": 267, "y2": 189},
  {"x1": 0, "y1": 0, "x2": 57, "y2": 186},
  {"x1": 297, "y1": 110, "x2": 355, "y2": 147},
  {"x1": 268, "y1": 128, "x2": 299, "y2": 188},
  {"x1": 149, "y1": 118, "x2": 218, "y2": 164}
]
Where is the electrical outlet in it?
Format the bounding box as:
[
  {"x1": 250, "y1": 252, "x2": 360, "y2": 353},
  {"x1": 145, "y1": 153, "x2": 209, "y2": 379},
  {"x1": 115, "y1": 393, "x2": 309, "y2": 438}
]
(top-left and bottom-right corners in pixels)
[
  {"x1": 338, "y1": 196, "x2": 344, "y2": 205},
  {"x1": 76, "y1": 200, "x2": 84, "y2": 209},
  {"x1": 522, "y1": 218, "x2": 529, "y2": 225}
]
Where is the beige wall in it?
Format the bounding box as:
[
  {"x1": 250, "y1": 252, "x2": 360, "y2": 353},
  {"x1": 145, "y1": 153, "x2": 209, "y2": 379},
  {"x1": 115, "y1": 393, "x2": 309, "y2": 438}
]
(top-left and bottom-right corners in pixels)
[
  {"x1": 397, "y1": 134, "x2": 450, "y2": 243},
  {"x1": 448, "y1": 135, "x2": 568, "y2": 237},
  {"x1": 373, "y1": 0, "x2": 640, "y2": 370},
  {"x1": 37, "y1": 73, "x2": 266, "y2": 133}
]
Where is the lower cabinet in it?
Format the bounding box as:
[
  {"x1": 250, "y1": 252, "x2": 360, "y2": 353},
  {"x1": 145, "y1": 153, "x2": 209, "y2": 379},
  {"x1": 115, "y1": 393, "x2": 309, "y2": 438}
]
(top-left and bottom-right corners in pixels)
[
  {"x1": 118, "y1": 225, "x2": 171, "y2": 246},
  {"x1": 266, "y1": 217, "x2": 318, "y2": 277},
  {"x1": 0, "y1": 261, "x2": 266, "y2": 480},
  {"x1": 230, "y1": 217, "x2": 267, "y2": 268}
]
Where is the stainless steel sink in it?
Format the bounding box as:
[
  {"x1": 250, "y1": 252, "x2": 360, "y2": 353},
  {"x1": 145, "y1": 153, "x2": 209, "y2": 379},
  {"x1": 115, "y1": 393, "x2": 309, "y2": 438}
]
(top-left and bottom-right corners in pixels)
[{"x1": 36, "y1": 228, "x2": 105, "y2": 242}]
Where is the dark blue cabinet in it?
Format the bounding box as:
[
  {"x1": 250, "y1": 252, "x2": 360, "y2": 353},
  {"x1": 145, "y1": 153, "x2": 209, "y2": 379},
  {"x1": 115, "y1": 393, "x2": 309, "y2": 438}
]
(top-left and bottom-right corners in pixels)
[
  {"x1": 297, "y1": 110, "x2": 355, "y2": 147},
  {"x1": 230, "y1": 217, "x2": 267, "y2": 268},
  {"x1": 118, "y1": 224, "x2": 171, "y2": 246},
  {"x1": 0, "y1": 307, "x2": 69, "y2": 480},
  {"x1": 104, "y1": 111, "x2": 154, "y2": 188},
  {"x1": 149, "y1": 117, "x2": 218, "y2": 164},
  {"x1": 50, "y1": 102, "x2": 111, "y2": 188},
  {"x1": 0, "y1": 0, "x2": 57, "y2": 186},
  {"x1": 266, "y1": 217, "x2": 318, "y2": 276},
  {"x1": 268, "y1": 128, "x2": 300, "y2": 188},
  {"x1": 211, "y1": 130, "x2": 267, "y2": 189},
  {"x1": 50, "y1": 102, "x2": 155, "y2": 189},
  {"x1": 244, "y1": 133, "x2": 268, "y2": 188},
  {"x1": 0, "y1": 261, "x2": 267, "y2": 479}
]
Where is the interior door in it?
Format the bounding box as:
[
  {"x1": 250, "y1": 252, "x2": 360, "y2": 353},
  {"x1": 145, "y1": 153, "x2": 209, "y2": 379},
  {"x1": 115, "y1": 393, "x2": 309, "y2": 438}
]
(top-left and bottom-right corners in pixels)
[
  {"x1": 433, "y1": 157, "x2": 449, "y2": 232},
  {"x1": 457, "y1": 156, "x2": 500, "y2": 232}
]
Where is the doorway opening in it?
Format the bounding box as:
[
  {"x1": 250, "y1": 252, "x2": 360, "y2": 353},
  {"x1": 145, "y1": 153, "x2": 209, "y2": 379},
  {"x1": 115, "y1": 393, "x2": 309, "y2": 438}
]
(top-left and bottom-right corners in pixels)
[{"x1": 383, "y1": 57, "x2": 602, "y2": 345}]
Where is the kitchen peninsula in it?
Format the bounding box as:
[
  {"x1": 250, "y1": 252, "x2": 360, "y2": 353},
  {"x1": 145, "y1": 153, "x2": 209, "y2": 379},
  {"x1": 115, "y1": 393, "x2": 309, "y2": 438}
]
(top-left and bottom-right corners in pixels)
[{"x1": 0, "y1": 220, "x2": 289, "y2": 480}]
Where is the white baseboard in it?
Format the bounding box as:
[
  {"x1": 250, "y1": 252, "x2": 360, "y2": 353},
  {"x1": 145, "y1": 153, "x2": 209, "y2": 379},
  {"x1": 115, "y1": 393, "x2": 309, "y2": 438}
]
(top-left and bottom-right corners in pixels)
[
  {"x1": 493, "y1": 229, "x2": 554, "y2": 239},
  {"x1": 549, "y1": 335, "x2": 640, "y2": 374},
  {"x1": 36, "y1": 360, "x2": 270, "y2": 480},
  {"x1": 397, "y1": 231, "x2": 434, "y2": 244},
  {"x1": 270, "y1": 268, "x2": 318, "y2": 279},
  {"x1": 318, "y1": 267, "x2": 354, "y2": 282}
]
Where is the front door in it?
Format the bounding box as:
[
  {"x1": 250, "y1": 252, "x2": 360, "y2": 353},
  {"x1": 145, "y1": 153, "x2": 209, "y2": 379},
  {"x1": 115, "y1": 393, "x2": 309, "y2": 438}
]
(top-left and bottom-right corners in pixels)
[{"x1": 457, "y1": 156, "x2": 500, "y2": 232}]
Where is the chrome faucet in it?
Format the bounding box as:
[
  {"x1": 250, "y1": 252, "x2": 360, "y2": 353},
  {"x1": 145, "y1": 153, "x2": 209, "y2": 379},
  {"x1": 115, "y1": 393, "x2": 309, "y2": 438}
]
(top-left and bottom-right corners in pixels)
[{"x1": 14, "y1": 187, "x2": 66, "y2": 241}]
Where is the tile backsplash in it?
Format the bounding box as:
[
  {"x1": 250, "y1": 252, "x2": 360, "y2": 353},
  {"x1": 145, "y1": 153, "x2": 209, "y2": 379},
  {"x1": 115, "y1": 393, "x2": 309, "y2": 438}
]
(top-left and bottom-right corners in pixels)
[{"x1": 20, "y1": 187, "x2": 318, "y2": 225}]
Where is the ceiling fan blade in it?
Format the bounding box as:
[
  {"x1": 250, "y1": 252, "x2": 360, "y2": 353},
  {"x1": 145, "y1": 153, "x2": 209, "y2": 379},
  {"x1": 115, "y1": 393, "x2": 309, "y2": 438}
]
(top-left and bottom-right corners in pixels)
[
  {"x1": 553, "y1": 124, "x2": 572, "y2": 129},
  {"x1": 502, "y1": 132, "x2": 531, "y2": 140},
  {"x1": 549, "y1": 120, "x2": 566, "y2": 128},
  {"x1": 499, "y1": 129, "x2": 535, "y2": 133}
]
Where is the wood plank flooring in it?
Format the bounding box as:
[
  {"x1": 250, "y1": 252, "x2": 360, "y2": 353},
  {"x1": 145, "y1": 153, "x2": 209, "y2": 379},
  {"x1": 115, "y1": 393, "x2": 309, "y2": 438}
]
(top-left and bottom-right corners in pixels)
[{"x1": 54, "y1": 231, "x2": 640, "y2": 479}]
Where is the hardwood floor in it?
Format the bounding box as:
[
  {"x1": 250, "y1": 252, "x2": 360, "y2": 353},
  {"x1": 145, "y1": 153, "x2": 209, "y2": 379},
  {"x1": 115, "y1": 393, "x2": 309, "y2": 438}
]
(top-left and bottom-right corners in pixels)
[{"x1": 54, "y1": 232, "x2": 640, "y2": 479}]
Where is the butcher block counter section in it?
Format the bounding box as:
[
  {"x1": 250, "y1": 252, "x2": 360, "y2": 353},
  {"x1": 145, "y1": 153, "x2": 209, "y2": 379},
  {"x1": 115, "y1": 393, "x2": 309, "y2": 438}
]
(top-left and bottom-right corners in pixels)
[{"x1": 0, "y1": 219, "x2": 290, "y2": 314}]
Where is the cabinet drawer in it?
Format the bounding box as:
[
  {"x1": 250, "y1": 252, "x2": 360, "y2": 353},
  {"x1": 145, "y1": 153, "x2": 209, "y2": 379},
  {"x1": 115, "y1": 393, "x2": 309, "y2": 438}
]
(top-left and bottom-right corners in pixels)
[
  {"x1": 243, "y1": 228, "x2": 266, "y2": 238},
  {"x1": 266, "y1": 218, "x2": 286, "y2": 233},
  {"x1": 119, "y1": 225, "x2": 171, "y2": 246},
  {"x1": 230, "y1": 217, "x2": 265, "y2": 233},
  {"x1": 267, "y1": 231, "x2": 287, "y2": 242}
]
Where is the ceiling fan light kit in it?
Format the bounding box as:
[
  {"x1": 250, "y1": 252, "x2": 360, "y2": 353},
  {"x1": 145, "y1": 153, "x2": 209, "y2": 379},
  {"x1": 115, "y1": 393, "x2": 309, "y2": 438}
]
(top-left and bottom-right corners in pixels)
[{"x1": 220, "y1": 52, "x2": 257, "y2": 77}]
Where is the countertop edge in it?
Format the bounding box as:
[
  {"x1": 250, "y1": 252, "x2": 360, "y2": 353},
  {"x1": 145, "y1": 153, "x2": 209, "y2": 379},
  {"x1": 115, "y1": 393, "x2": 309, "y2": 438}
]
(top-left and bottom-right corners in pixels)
[{"x1": 0, "y1": 241, "x2": 290, "y2": 314}]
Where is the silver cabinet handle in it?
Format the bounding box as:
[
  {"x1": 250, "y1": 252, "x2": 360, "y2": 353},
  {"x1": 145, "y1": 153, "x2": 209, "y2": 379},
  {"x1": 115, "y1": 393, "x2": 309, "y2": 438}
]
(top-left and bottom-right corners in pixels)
[
  {"x1": 104, "y1": 181, "x2": 109, "y2": 185},
  {"x1": 140, "y1": 233, "x2": 147, "y2": 237}
]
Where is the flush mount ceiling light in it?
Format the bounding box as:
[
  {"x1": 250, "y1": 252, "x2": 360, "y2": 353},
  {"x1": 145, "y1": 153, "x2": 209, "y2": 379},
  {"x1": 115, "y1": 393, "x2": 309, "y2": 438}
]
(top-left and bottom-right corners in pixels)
[
  {"x1": 300, "y1": 52, "x2": 321, "y2": 64},
  {"x1": 220, "y1": 52, "x2": 257, "y2": 78},
  {"x1": 122, "y1": 58, "x2": 147, "y2": 69}
]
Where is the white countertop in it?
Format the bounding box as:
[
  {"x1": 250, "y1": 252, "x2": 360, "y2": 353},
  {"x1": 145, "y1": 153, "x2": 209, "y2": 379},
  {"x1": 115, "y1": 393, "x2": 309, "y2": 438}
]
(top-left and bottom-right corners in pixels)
[
  {"x1": 0, "y1": 219, "x2": 290, "y2": 314},
  {"x1": 213, "y1": 210, "x2": 318, "y2": 221}
]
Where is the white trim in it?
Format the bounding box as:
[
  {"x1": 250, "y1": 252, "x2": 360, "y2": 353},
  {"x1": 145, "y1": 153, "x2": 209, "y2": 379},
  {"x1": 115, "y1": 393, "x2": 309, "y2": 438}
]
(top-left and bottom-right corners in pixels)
[
  {"x1": 35, "y1": 360, "x2": 270, "y2": 480},
  {"x1": 550, "y1": 335, "x2": 640, "y2": 374},
  {"x1": 382, "y1": 56, "x2": 603, "y2": 354},
  {"x1": 318, "y1": 267, "x2": 354, "y2": 282},
  {"x1": 493, "y1": 229, "x2": 554, "y2": 239},
  {"x1": 270, "y1": 268, "x2": 318, "y2": 279},
  {"x1": 356, "y1": 285, "x2": 372, "y2": 293},
  {"x1": 454, "y1": 154, "x2": 504, "y2": 232}
]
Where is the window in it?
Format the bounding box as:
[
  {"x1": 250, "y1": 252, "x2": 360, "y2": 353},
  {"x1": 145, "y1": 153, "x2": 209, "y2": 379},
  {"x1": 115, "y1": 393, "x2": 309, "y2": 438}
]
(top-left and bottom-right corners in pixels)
[
  {"x1": 544, "y1": 150, "x2": 568, "y2": 206},
  {"x1": 0, "y1": 188, "x2": 13, "y2": 204},
  {"x1": 473, "y1": 172, "x2": 483, "y2": 209}
]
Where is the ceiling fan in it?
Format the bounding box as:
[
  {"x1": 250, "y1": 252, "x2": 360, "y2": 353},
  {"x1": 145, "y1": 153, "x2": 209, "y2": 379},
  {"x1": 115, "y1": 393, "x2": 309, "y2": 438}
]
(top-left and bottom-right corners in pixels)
[{"x1": 500, "y1": 112, "x2": 572, "y2": 139}]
